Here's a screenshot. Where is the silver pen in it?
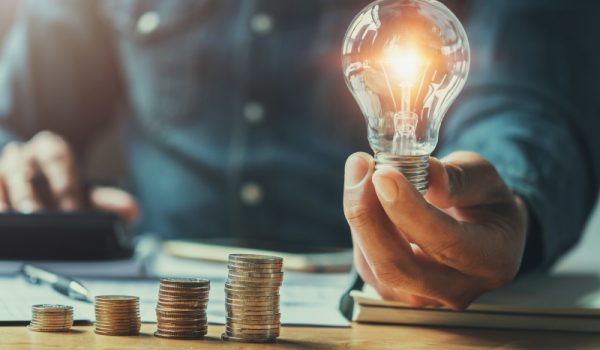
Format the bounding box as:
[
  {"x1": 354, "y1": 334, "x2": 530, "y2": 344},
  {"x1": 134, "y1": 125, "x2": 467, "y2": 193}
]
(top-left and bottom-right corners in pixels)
[{"x1": 21, "y1": 264, "x2": 92, "y2": 303}]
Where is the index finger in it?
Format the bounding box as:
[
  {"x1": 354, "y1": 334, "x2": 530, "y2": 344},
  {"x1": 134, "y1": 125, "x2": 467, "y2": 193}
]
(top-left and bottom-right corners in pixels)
[
  {"x1": 426, "y1": 152, "x2": 513, "y2": 209},
  {"x1": 30, "y1": 133, "x2": 82, "y2": 210},
  {"x1": 372, "y1": 167, "x2": 509, "y2": 277}
]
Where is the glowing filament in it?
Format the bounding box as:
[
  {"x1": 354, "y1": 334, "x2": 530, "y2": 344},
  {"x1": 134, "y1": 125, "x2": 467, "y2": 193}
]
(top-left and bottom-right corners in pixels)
[{"x1": 382, "y1": 48, "x2": 421, "y2": 86}]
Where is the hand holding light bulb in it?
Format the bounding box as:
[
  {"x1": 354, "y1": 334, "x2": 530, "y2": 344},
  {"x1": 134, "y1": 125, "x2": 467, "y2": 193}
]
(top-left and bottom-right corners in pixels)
[{"x1": 342, "y1": 0, "x2": 529, "y2": 309}]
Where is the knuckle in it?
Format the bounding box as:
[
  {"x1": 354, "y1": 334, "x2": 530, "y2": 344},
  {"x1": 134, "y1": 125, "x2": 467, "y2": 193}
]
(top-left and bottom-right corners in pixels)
[
  {"x1": 429, "y1": 238, "x2": 463, "y2": 265},
  {"x1": 343, "y1": 203, "x2": 372, "y2": 229},
  {"x1": 371, "y1": 261, "x2": 402, "y2": 287},
  {"x1": 34, "y1": 132, "x2": 71, "y2": 159},
  {"x1": 444, "y1": 163, "x2": 465, "y2": 200},
  {"x1": 2, "y1": 142, "x2": 22, "y2": 159},
  {"x1": 32, "y1": 131, "x2": 61, "y2": 144},
  {"x1": 45, "y1": 139, "x2": 70, "y2": 157}
]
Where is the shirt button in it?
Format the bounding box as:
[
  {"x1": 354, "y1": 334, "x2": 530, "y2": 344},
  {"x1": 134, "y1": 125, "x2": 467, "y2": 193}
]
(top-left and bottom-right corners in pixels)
[
  {"x1": 250, "y1": 13, "x2": 274, "y2": 35},
  {"x1": 243, "y1": 101, "x2": 265, "y2": 124},
  {"x1": 240, "y1": 182, "x2": 263, "y2": 206},
  {"x1": 137, "y1": 11, "x2": 161, "y2": 35}
]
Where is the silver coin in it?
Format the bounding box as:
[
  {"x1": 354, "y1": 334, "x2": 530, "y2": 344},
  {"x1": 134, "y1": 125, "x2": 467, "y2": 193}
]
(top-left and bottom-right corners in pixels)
[
  {"x1": 226, "y1": 322, "x2": 280, "y2": 330},
  {"x1": 32, "y1": 304, "x2": 73, "y2": 311},
  {"x1": 226, "y1": 330, "x2": 280, "y2": 338},
  {"x1": 225, "y1": 282, "x2": 280, "y2": 291},
  {"x1": 222, "y1": 333, "x2": 277, "y2": 343},
  {"x1": 225, "y1": 298, "x2": 279, "y2": 305},
  {"x1": 226, "y1": 313, "x2": 281, "y2": 320},
  {"x1": 227, "y1": 279, "x2": 283, "y2": 286},
  {"x1": 225, "y1": 308, "x2": 280, "y2": 315},
  {"x1": 225, "y1": 330, "x2": 280, "y2": 338},
  {"x1": 160, "y1": 278, "x2": 210, "y2": 286}
]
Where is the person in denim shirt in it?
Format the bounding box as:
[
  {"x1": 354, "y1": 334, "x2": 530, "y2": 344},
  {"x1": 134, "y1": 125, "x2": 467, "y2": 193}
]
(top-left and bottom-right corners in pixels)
[{"x1": 0, "y1": 0, "x2": 598, "y2": 308}]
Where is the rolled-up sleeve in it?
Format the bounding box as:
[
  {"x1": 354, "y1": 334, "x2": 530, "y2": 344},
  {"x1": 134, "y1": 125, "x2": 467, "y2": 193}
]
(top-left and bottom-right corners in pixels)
[
  {"x1": 437, "y1": 0, "x2": 597, "y2": 269},
  {"x1": 0, "y1": 0, "x2": 121, "y2": 150}
]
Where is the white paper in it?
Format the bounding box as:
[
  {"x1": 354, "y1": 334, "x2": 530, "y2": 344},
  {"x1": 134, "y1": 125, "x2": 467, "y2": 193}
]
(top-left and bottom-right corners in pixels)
[{"x1": 0, "y1": 258, "x2": 351, "y2": 326}]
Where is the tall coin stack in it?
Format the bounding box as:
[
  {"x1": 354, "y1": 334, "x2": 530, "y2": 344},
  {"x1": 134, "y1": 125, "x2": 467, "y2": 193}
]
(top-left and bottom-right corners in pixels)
[
  {"x1": 223, "y1": 254, "x2": 284, "y2": 343},
  {"x1": 28, "y1": 304, "x2": 73, "y2": 332},
  {"x1": 155, "y1": 278, "x2": 210, "y2": 339},
  {"x1": 94, "y1": 295, "x2": 141, "y2": 336}
]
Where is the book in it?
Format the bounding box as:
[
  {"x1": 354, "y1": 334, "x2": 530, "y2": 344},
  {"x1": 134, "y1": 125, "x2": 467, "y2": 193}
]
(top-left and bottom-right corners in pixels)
[{"x1": 351, "y1": 273, "x2": 600, "y2": 332}]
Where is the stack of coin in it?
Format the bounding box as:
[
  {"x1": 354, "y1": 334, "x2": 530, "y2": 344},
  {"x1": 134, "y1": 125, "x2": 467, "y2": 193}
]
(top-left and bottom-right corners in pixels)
[
  {"x1": 155, "y1": 278, "x2": 210, "y2": 339},
  {"x1": 94, "y1": 295, "x2": 141, "y2": 336},
  {"x1": 28, "y1": 304, "x2": 73, "y2": 332},
  {"x1": 223, "y1": 254, "x2": 284, "y2": 343}
]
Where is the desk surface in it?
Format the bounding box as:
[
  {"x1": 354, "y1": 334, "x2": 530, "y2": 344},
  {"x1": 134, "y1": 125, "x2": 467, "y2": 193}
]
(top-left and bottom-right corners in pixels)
[{"x1": 1, "y1": 323, "x2": 599, "y2": 349}]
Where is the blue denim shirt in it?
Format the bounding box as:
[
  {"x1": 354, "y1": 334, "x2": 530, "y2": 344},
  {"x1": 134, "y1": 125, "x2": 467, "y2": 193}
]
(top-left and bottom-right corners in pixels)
[{"x1": 0, "y1": 0, "x2": 598, "y2": 267}]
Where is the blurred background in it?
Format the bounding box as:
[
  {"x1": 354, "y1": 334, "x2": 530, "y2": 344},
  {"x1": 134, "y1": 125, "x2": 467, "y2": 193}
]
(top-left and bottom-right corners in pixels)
[{"x1": 0, "y1": 0, "x2": 127, "y2": 187}]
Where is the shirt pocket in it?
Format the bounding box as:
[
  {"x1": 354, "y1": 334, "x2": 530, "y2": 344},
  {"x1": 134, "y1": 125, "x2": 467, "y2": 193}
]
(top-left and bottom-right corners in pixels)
[{"x1": 100, "y1": 0, "x2": 229, "y2": 129}]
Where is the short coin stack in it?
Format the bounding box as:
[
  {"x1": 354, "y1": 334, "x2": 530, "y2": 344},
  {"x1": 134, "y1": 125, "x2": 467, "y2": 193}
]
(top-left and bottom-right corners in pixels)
[
  {"x1": 223, "y1": 254, "x2": 284, "y2": 343},
  {"x1": 155, "y1": 278, "x2": 210, "y2": 339},
  {"x1": 94, "y1": 295, "x2": 141, "y2": 336},
  {"x1": 28, "y1": 304, "x2": 73, "y2": 332}
]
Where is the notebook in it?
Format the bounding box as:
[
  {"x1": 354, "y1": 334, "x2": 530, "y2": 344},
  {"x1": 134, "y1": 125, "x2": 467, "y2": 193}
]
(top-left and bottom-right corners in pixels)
[
  {"x1": 162, "y1": 238, "x2": 353, "y2": 272},
  {"x1": 351, "y1": 273, "x2": 600, "y2": 332}
]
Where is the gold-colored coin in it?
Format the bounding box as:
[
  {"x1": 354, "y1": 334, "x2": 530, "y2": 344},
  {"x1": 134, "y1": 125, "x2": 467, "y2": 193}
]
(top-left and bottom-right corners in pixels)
[
  {"x1": 154, "y1": 277, "x2": 211, "y2": 339},
  {"x1": 28, "y1": 304, "x2": 74, "y2": 332},
  {"x1": 226, "y1": 297, "x2": 279, "y2": 305},
  {"x1": 94, "y1": 295, "x2": 140, "y2": 336},
  {"x1": 225, "y1": 282, "x2": 280, "y2": 292}
]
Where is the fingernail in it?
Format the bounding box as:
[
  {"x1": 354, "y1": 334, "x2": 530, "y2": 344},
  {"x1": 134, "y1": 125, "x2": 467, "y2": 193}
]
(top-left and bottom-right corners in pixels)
[
  {"x1": 373, "y1": 172, "x2": 398, "y2": 203},
  {"x1": 345, "y1": 154, "x2": 370, "y2": 188}
]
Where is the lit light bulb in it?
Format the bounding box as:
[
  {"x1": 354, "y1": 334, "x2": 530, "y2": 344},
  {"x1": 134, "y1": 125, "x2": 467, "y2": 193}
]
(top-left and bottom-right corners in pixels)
[{"x1": 342, "y1": 0, "x2": 470, "y2": 193}]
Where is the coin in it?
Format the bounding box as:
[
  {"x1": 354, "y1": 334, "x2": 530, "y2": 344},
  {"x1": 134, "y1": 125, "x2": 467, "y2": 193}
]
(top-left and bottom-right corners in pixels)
[
  {"x1": 227, "y1": 313, "x2": 280, "y2": 320},
  {"x1": 154, "y1": 331, "x2": 205, "y2": 339},
  {"x1": 28, "y1": 304, "x2": 73, "y2": 332},
  {"x1": 226, "y1": 296, "x2": 279, "y2": 303},
  {"x1": 225, "y1": 282, "x2": 280, "y2": 292},
  {"x1": 222, "y1": 333, "x2": 277, "y2": 343},
  {"x1": 229, "y1": 254, "x2": 283, "y2": 263},
  {"x1": 94, "y1": 295, "x2": 140, "y2": 336},
  {"x1": 223, "y1": 254, "x2": 283, "y2": 343},
  {"x1": 228, "y1": 262, "x2": 282, "y2": 269},
  {"x1": 226, "y1": 322, "x2": 281, "y2": 330},
  {"x1": 160, "y1": 278, "x2": 210, "y2": 287},
  {"x1": 154, "y1": 278, "x2": 210, "y2": 339}
]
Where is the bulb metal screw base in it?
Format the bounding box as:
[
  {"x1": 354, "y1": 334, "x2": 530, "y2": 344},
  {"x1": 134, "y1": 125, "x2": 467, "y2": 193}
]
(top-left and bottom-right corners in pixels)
[{"x1": 375, "y1": 154, "x2": 429, "y2": 194}]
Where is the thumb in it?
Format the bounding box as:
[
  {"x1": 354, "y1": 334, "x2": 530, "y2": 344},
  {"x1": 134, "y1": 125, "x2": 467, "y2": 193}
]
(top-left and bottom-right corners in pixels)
[{"x1": 89, "y1": 186, "x2": 139, "y2": 224}]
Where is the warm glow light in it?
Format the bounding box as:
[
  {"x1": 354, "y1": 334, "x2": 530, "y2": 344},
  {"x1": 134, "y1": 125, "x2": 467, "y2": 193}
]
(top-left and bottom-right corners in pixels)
[{"x1": 382, "y1": 47, "x2": 422, "y2": 85}]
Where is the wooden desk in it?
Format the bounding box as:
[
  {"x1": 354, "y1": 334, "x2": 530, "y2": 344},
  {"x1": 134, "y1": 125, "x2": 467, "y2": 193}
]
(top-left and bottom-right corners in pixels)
[{"x1": 1, "y1": 323, "x2": 599, "y2": 349}]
